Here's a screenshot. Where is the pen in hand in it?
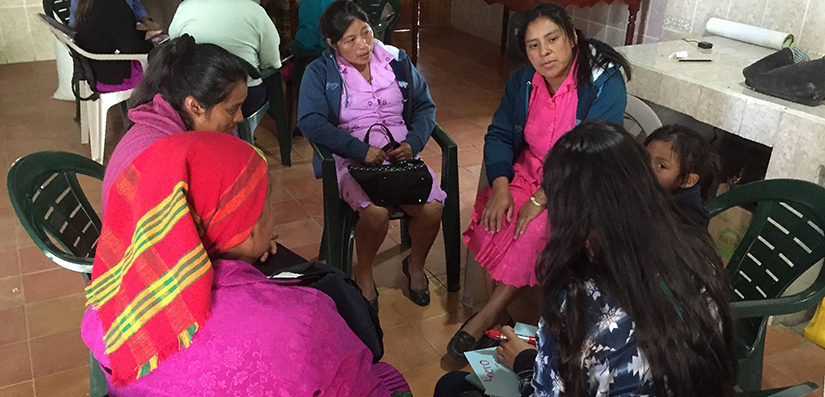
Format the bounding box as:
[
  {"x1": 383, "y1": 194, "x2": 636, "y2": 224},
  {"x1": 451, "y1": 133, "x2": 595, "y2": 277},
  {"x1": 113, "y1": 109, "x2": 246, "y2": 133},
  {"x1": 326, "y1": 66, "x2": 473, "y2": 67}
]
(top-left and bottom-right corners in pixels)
[{"x1": 485, "y1": 329, "x2": 537, "y2": 346}]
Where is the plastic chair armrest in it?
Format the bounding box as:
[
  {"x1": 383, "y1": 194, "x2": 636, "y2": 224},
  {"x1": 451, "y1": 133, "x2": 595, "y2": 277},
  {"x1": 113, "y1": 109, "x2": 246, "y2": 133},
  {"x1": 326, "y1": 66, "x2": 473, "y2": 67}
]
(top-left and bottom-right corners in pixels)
[
  {"x1": 731, "y1": 282, "x2": 825, "y2": 318},
  {"x1": 431, "y1": 124, "x2": 457, "y2": 151},
  {"x1": 260, "y1": 67, "x2": 277, "y2": 80}
]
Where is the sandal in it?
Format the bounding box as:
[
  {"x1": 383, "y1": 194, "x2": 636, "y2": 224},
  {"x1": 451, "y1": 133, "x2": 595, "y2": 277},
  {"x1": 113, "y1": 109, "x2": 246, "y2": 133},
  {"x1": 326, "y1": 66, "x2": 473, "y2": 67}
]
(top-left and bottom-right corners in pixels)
[{"x1": 402, "y1": 256, "x2": 430, "y2": 306}]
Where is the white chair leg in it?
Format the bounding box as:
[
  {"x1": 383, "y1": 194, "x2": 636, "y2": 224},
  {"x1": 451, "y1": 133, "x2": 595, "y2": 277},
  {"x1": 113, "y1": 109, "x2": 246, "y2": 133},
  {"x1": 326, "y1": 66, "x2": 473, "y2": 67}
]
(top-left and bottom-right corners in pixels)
[
  {"x1": 79, "y1": 82, "x2": 92, "y2": 144},
  {"x1": 91, "y1": 101, "x2": 107, "y2": 163}
]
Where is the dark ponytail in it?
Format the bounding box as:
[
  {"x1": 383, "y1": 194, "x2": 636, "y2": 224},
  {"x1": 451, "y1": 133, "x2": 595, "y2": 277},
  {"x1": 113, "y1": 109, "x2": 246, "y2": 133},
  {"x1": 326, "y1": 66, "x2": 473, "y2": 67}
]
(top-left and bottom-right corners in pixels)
[
  {"x1": 518, "y1": 2, "x2": 632, "y2": 86},
  {"x1": 128, "y1": 35, "x2": 248, "y2": 130}
]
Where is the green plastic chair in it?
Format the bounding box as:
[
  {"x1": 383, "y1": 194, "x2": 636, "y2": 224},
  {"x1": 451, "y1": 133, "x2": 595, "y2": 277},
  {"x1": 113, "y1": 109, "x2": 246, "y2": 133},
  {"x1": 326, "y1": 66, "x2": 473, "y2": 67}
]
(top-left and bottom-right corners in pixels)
[
  {"x1": 310, "y1": 123, "x2": 461, "y2": 292},
  {"x1": 236, "y1": 63, "x2": 294, "y2": 166},
  {"x1": 356, "y1": 0, "x2": 402, "y2": 45},
  {"x1": 706, "y1": 179, "x2": 825, "y2": 394},
  {"x1": 6, "y1": 151, "x2": 109, "y2": 397}
]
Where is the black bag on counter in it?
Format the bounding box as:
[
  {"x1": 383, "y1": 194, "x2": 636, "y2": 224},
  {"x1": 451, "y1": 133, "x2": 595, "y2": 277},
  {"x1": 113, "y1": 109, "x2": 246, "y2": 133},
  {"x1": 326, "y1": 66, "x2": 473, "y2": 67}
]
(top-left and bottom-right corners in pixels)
[
  {"x1": 347, "y1": 124, "x2": 433, "y2": 207},
  {"x1": 743, "y1": 48, "x2": 825, "y2": 106}
]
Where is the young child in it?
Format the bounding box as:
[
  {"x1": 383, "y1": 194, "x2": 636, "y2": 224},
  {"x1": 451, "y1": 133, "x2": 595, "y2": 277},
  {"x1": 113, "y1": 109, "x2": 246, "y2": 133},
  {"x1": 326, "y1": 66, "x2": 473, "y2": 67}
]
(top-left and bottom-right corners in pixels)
[{"x1": 644, "y1": 125, "x2": 722, "y2": 228}]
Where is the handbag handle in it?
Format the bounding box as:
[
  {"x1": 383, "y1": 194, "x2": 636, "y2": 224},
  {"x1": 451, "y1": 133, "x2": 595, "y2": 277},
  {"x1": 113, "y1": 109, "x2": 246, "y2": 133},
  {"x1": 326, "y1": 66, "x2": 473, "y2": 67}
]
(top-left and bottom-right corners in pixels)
[{"x1": 363, "y1": 123, "x2": 397, "y2": 146}]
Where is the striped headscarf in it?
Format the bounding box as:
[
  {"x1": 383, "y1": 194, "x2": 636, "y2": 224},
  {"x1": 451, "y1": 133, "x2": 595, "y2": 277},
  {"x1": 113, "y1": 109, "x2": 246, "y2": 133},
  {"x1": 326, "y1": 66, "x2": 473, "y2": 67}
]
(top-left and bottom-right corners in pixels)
[{"x1": 86, "y1": 131, "x2": 268, "y2": 386}]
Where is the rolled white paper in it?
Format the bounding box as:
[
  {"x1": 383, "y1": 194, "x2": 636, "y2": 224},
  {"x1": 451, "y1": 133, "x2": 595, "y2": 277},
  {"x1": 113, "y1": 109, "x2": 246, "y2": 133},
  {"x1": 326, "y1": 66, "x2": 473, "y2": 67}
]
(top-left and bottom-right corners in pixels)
[{"x1": 706, "y1": 17, "x2": 794, "y2": 50}]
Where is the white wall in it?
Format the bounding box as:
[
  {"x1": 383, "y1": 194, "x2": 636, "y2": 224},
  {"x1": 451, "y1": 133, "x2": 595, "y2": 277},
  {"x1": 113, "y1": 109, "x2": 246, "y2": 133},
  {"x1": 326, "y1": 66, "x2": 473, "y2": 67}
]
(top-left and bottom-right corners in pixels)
[
  {"x1": 0, "y1": 0, "x2": 55, "y2": 64},
  {"x1": 451, "y1": 0, "x2": 825, "y2": 57}
]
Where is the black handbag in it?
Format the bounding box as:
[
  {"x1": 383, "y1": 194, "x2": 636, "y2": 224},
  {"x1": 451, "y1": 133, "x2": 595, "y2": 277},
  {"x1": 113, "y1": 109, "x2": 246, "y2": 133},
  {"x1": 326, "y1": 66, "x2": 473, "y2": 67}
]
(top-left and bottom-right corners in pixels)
[{"x1": 347, "y1": 124, "x2": 433, "y2": 207}]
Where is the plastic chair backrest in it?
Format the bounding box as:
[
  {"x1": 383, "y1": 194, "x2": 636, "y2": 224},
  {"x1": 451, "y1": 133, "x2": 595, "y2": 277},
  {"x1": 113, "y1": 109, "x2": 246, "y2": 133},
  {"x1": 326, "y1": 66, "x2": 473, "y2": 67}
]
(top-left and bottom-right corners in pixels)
[
  {"x1": 6, "y1": 151, "x2": 105, "y2": 276},
  {"x1": 357, "y1": 0, "x2": 402, "y2": 44},
  {"x1": 43, "y1": 0, "x2": 72, "y2": 26},
  {"x1": 237, "y1": 101, "x2": 271, "y2": 144},
  {"x1": 708, "y1": 180, "x2": 825, "y2": 304},
  {"x1": 623, "y1": 94, "x2": 662, "y2": 143}
]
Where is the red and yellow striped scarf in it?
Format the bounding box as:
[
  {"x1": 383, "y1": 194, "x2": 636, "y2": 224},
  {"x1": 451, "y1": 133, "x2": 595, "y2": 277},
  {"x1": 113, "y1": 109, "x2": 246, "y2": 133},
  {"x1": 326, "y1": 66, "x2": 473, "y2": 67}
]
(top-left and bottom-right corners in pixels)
[{"x1": 87, "y1": 131, "x2": 268, "y2": 386}]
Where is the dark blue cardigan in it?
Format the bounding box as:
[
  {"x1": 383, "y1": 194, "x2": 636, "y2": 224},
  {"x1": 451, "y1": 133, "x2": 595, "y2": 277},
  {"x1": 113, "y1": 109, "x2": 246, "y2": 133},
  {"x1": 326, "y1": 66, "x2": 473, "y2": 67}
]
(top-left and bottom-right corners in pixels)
[
  {"x1": 297, "y1": 43, "x2": 436, "y2": 177},
  {"x1": 484, "y1": 60, "x2": 628, "y2": 184}
]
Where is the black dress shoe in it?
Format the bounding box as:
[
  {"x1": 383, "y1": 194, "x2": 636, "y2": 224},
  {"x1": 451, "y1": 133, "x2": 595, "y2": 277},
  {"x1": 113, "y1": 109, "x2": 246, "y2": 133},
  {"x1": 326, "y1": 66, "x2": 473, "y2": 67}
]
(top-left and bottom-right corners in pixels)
[{"x1": 402, "y1": 256, "x2": 430, "y2": 306}]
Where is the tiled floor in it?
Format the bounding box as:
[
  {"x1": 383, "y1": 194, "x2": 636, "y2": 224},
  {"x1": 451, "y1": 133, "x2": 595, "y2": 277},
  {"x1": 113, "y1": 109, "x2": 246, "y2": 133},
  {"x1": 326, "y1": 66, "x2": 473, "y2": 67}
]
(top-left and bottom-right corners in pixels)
[{"x1": 1, "y1": 27, "x2": 824, "y2": 397}]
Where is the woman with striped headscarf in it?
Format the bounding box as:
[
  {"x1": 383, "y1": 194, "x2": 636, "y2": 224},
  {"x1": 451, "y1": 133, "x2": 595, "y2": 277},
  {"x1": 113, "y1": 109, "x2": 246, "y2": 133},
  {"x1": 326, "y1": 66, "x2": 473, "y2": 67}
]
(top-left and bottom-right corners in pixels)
[{"x1": 81, "y1": 131, "x2": 408, "y2": 396}]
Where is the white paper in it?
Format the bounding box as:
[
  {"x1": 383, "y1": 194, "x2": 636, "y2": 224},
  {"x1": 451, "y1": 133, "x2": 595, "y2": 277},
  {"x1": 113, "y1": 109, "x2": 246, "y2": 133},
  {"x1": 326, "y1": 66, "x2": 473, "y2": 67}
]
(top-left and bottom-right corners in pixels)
[
  {"x1": 464, "y1": 347, "x2": 521, "y2": 397},
  {"x1": 706, "y1": 18, "x2": 794, "y2": 50}
]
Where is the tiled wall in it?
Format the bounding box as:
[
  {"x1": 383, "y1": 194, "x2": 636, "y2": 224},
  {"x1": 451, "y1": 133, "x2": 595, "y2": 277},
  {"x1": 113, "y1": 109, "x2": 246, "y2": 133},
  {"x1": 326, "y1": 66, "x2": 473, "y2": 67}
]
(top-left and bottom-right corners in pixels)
[
  {"x1": 0, "y1": 0, "x2": 56, "y2": 64},
  {"x1": 451, "y1": 0, "x2": 825, "y2": 56}
]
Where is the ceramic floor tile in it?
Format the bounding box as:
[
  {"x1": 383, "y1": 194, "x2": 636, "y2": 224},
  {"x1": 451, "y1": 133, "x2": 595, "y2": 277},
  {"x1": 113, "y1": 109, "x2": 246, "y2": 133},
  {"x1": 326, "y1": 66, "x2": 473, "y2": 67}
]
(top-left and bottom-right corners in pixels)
[
  {"x1": 270, "y1": 199, "x2": 311, "y2": 226},
  {"x1": 29, "y1": 329, "x2": 87, "y2": 378},
  {"x1": 410, "y1": 311, "x2": 474, "y2": 357},
  {"x1": 271, "y1": 218, "x2": 323, "y2": 251},
  {"x1": 0, "y1": 307, "x2": 27, "y2": 347},
  {"x1": 0, "y1": 249, "x2": 21, "y2": 279},
  {"x1": 401, "y1": 359, "x2": 471, "y2": 397},
  {"x1": 0, "y1": 381, "x2": 34, "y2": 397},
  {"x1": 381, "y1": 323, "x2": 442, "y2": 373},
  {"x1": 24, "y1": 293, "x2": 86, "y2": 339},
  {"x1": 16, "y1": 248, "x2": 55, "y2": 276},
  {"x1": 31, "y1": 366, "x2": 88, "y2": 397},
  {"x1": 0, "y1": 341, "x2": 32, "y2": 387},
  {"x1": 20, "y1": 268, "x2": 86, "y2": 304},
  {"x1": 0, "y1": 276, "x2": 26, "y2": 312}
]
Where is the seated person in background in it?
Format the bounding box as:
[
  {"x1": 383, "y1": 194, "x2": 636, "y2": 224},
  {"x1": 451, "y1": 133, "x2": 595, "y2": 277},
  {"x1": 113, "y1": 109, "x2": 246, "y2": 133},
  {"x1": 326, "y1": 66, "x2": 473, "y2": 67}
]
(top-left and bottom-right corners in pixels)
[
  {"x1": 294, "y1": 0, "x2": 337, "y2": 57},
  {"x1": 435, "y1": 120, "x2": 737, "y2": 397},
  {"x1": 102, "y1": 35, "x2": 248, "y2": 210},
  {"x1": 453, "y1": 2, "x2": 631, "y2": 360},
  {"x1": 298, "y1": 0, "x2": 444, "y2": 311},
  {"x1": 69, "y1": 0, "x2": 158, "y2": 31},
  {"x1": 73, "y1": 0, "x2": 162, "y2": 92},
  {"x1": 82, "y1": 131, "x2": 410, "y2": 396},
  {"x1": 644, "y1": 124, "x2": 722, "y2": 228},
  {"x1": 169, "y1": 0, "x2": 282, "y2": 118}
]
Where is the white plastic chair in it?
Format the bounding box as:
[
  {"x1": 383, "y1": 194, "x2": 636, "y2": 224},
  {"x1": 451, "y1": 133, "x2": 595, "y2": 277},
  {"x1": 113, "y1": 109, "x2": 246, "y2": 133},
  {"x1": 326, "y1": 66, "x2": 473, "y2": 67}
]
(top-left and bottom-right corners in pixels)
[
  {"x1": 461, "y1": 96, "x2": 663, "y2": 308},
  {"x1": 39, "y1": 14, "x2": 148, "y2": 164},
  {"x1": 624, "y1": 93, "x2": 663, "y2": 143}
]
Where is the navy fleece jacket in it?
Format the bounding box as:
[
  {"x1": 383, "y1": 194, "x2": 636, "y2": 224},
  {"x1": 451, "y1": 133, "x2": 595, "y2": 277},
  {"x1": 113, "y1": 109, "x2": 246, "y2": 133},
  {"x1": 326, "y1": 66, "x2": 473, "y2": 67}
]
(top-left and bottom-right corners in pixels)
[
  {"x1": 297, "y1": 42, "x2": 436, "y2": 177},
  {"x1": 484, "y1": 56, "x2": 627, "y2": 184}
]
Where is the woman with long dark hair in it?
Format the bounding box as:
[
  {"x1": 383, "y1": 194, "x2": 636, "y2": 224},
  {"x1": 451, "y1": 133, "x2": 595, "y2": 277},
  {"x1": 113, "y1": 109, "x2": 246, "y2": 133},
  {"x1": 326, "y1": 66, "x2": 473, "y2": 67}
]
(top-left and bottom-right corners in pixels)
[
  {"x1": 436, "y1": 120, "x2": 736, "y2": 397},
  {"x1": 452, "y1": 2, "x2": 632, "y2": 359},
  {"x1": 101, "y1": 35, "x2": 248, "y2": 210}
]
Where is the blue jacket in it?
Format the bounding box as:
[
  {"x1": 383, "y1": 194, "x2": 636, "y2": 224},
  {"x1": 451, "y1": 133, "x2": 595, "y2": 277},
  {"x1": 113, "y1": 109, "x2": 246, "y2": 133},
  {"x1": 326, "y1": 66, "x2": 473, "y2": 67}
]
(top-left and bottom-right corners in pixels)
[
  {"x1": 484, "y1": 60, "x2": 627, "y2": 184},
  {"x1": 298, "y1": 42, "x2": 437, "y2": 177}
]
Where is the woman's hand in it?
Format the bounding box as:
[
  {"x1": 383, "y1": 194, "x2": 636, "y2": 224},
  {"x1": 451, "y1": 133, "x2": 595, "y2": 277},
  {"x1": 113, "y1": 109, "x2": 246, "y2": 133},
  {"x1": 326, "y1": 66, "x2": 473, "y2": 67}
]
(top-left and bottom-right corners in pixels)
[
  {"x1": 387, "y1": 142, "x2": 413, "y2": 161},
  {"x1": 258, "y1": 235, "x2": 279, "y2": 262},
  {"x1": 364, "y1": 146, "x2": 387, "y2": 165},
  {"x1": 495, "y1": 326, "x2": 534, "y2": 370},
  {"x1": 514, "y1": 190, "x2": 546, "y2": 239},
  {"x1": 482, "y1": 178, "x2": 514, "y2": 233}
]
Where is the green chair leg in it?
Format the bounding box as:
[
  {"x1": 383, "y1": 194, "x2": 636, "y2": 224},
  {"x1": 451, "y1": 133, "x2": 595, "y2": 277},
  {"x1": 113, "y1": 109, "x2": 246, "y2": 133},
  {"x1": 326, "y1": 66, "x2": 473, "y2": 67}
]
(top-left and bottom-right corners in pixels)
[
  {"x1": 264, "y1": 70, "x2": 292, "y2": 166},
  {"x1": 400, "y1": 217, "x2": 411, "y2": 247},
  {"x1": 738, "y1": 330, "x2": 766, "y2": 392},
  {"x1": 90, "y1": 352, "x2": 107, "y2": 397},
  {"x1": 435, "y1": 125, "x2": 461, "y2": 292}
]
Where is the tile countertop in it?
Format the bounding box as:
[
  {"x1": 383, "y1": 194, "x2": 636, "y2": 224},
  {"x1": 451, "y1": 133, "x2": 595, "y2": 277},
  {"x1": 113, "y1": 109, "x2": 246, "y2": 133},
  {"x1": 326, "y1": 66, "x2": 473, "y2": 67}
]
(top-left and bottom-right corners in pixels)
[{"x1": 618, "y1": 37, "x2": 825, "y2": 183}]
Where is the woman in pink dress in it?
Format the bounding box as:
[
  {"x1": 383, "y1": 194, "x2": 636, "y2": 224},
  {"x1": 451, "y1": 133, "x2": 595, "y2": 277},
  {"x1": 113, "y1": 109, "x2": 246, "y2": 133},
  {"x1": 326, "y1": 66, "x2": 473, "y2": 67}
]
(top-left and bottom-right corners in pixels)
[
  {"x1": 449, "y1": 2, "x2": 632, "y2": 361},
  {"x1": 298, "y1": 1, "x2": 444, "y2": 310}
]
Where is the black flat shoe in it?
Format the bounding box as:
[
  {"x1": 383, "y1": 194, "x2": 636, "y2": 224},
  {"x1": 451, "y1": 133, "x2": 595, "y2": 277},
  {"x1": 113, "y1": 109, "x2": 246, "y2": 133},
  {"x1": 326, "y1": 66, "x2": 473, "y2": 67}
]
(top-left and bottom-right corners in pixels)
[
  {"x1": 447, "y1": 313, "x2": 482, "y2": 362},
  {"x1": 402, "y1": 256, "x2": 430, "y2": 306},
  {"x1": 447, "y1": 329, "x2": 477, "y2": 362}
]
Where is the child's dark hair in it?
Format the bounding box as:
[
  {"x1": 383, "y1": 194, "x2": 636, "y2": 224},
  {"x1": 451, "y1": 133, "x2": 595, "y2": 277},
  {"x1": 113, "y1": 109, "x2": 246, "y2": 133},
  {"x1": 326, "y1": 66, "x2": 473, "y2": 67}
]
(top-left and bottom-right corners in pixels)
[
  {"x1": 644, "y1": 125, "x2": 722, "y2": 203},
  {"x1": 128, "y1": 35, "x2": 248, "y2": 130},
  {"x1": 319, "y1": 0, "x2": 371, "y2": 46},
  {"x1": 517, "y1": 2, "x2": 632, "y2": 86}
]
